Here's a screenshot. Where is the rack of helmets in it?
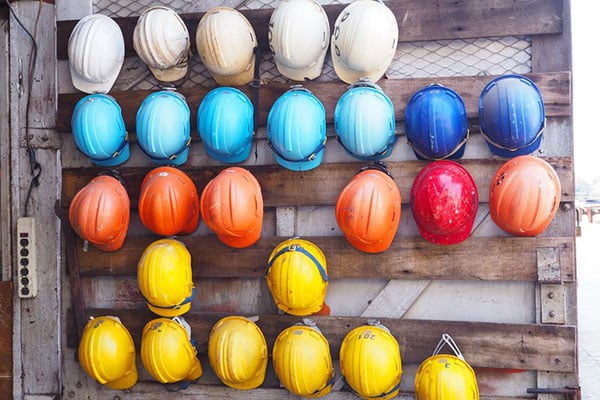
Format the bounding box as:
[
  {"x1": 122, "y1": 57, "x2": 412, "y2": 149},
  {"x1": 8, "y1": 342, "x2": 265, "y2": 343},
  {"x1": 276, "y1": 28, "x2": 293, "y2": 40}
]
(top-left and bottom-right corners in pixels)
[{"x1": 61, "y1": 0, "x2": 567, "y2": 398}]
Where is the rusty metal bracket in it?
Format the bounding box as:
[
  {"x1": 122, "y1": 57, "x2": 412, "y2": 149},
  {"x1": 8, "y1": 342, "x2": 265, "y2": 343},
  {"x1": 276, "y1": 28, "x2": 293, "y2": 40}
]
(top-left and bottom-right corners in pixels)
[{"x1": 527, "y1": 386, "x2": 581, "y2": 400}]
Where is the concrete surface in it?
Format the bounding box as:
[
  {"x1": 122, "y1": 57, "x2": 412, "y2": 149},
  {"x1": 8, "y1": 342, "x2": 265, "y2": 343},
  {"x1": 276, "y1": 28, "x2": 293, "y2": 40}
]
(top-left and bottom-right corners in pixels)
[{"x1": 576, "y1": 219, "x2": 600, "y2": 399}]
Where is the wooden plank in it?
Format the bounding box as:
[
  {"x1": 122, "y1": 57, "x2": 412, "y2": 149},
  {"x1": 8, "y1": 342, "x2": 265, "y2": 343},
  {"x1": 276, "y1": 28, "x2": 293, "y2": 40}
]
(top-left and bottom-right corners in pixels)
[
  {"x1": 55, "y1": 71, "x2": 571, "y2": 133},
  {"x1": 66, "y1": 310, "x2": 576, "y2": 373},
  {"x1": 72, "y1": 235, "x2": 575, "y2": 283},
  {"x1": 55, "y1": 0, "x2": 563, "y2": 60},
  {"x1": 361, "y1": 281, "x2": 431, "y2": 318},
  {"x1": 0, "y1": 282, "x2": 12, "y2": 399},
  {"x1": 0, "y1": 19, "x2": 10, "y2": 281},
  {"x1": 60, "y1": 157, "x2": 575, "y2": 207}
]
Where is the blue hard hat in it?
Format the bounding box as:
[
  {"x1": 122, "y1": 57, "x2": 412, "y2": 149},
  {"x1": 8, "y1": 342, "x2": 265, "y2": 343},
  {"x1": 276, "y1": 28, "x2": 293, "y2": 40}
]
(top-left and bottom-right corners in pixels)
[
  {"x1": 334, "y1": 79, "x2": 397, "y2": 160},
  {"x1": 478, "y1": 74, "x2": 545, "y2": 158},
  {"x1": 405, "y1": 84, "x2": 468, "y2": 160},
  {"x1": 267, "y1": 85, "x2": 326, "y2": 171},
  {"x1": 71, "y1": 94, "x2": 129, "y2": 167},
  {"x1": 197, "y1": 87, "x2": 254, "y2": 164},
  {"x1": 136, "y1": 90, "x2": 191, "y2": 166}
]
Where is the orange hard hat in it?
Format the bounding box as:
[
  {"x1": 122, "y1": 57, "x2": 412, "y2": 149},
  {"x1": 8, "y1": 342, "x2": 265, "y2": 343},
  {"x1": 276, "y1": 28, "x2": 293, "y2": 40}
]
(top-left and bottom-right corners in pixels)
[
  {"x1": 489, "y1": 155, "x2": 561, "y2": 236},
  {"x1": 138, "y1": 166, "x2": 200, "y2": 236},
  {"x1": 69, "y1": 175, "x2": 130, "y2": 252},
  {"x1": 200, "y1": 167, "x2": 263, "y2": 248},
  {"x1": 335, "y1": 164, "x2": 401, "y2": 253}
]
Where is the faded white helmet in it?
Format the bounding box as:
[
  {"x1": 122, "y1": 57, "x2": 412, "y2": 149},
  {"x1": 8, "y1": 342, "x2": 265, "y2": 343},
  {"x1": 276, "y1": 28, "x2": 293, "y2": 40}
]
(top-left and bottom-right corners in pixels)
[
  {"x1": 133, "y1": 6, "x2": 191, "y2": 83},
  {"x1": 196, "y1": 7, "x2": 257, "y2": 86},
  {"x1": 68, "y1": 14, "x2": 124, "y2": 94},
  {"x1": 331, "y1": 0, "x2": 398, "y2": 84},
  {"x1": 268, "y1": 0, "x2": 330, "y2": 81}
]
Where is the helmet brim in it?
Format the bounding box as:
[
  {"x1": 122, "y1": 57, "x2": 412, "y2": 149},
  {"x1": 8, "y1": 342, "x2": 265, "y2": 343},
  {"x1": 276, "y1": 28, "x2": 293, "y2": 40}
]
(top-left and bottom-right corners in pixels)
[
  {"x1": 147, "y1": 301, "x2": 192, "y2": 318},
  {"x1": 70, "y1": 65, "x2": 120, "y2": 95},
  {"x1": 274, "y1": 50, "x2": 327, "y2": 82},
  {"x1": 104, "y1": 368, "x2": 138, "y2": 390},
  {"x1": 206, "y1": 139, "x2": 253, "y2": 164},
  {"x1": 486, "y1": 135, "x2": 542, "y2": 158},
  {"x1": 210, "y1": 54, "x2": 255, "y2": 87},
  {"x1": 149, "y1": 64, "x2": 188, "y2": 83},
  {"x1": 91, "y1": 143, "x2": 130, "y2": 167},
  {"x1": 331, "y1": 54, "x2": 386, "y2": 85},
  {"x1": 217, "y1": 225, "x2": 261, "y2": 249},
  {"x1": 274, "y1": 148, "x2": 324, "y2": 172}
]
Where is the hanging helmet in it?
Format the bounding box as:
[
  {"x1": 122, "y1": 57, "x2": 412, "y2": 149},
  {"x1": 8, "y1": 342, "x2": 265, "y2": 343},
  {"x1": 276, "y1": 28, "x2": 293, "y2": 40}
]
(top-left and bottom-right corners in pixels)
[
  {"x1": 68, "y1": 14, "x2": 124, "y2": 94},
  {"x1": 71, "y1": 94, "x2": 129, "y2": 167},
  {"x1": 339, "y1": 321, "x2": 402, "y2": 400},
  {"x1": 405, "y1": 84, "x2": 469, "y2": 160},
  {"x1": 137, "y1": 239, "x2": 195, "y2": 317},
  {"x1": 136, "y1": 90, "x2": 191, "y2": 166},
  {"x1": 266, "y1": 238, "x2": 328, "y2": 316},
  {"x1": 411, "y1": 161, "x2": 478, "y2": 245},
  {"x1": 69, "y1": 175, "x2": 130, "y2": 252},
  {"x1": 335, "y1": 164, "x2": 401, "y2": 253},
  {"x1": 478, "y1": 74, "x2": 545, "y2": 158},
  {"x1": 208, "y1": 316, "x2": 268, "y2": 390},
  {"x1": 138, "y1": 166, "x2": 199, "y2": 236},
  {"x1": 133, "y1": 6, "x2": 191, "y2": 83},
  {"x1": 331, "y1": 0, "x2": 398, "y2": 84},
  {"x1": 272, "y1": 320, "x2": 334, "y2": 398},
  {"x1": 196, "y1": 7, "x2": 257, "y2": 86},
  {"x1": 268, "y1": 0, "x2": 330, "y2": 81},
  {"x1": 78, "y1": 316, "x2": 137, "y2": 390},
  {"x1": 414, "y1": 334, "x2": 479, "y2": 400},
  {"x1": 197, "y1": 87, "x2": 254, "y2": 163},
  {"x1": 489, "y1": 155, "x2": 560, "y2": 236},
  {"x1": 140, "y1": 317, "x2": 203, "y2": 384},
  {"x1": 334, "y1": 79, "x2": 396, "y2": 160},
  {"x1": 200, "y1": 167, "x2": 263, "y2": 248},
  {"x1": 267, "y1": 85, "x2": 326, "y2": 171}
]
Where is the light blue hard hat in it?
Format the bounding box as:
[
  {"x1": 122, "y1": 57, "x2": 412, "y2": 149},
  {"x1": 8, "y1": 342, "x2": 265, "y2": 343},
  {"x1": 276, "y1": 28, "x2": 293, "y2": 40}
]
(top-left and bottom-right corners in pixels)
[
  {"x1": 136, "y1": 90, "x2": 191, "y2": 166},
  {"x1": 334, "y1": 79, "x2": 396, "y2": 160},
  {"x1": 197, "y1": 87, "x2": 254, "y2": 164},
  {"x1": 267, "y1": 85, "x2": 326, "y2": 171},
  {"x1": 71, "y1": 94, "x2": 129, "y2": 167}
]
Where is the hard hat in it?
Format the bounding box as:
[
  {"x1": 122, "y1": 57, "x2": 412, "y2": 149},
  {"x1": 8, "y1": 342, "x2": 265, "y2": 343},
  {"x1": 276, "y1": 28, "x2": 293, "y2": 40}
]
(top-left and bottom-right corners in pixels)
[
  {"x1": 196, "y1": 7, "x2": 257, "y2": 86},
  {"x1": 197, "y1": 87, "x2": 254, "y2": 163},
  {"x1": 133, "y1": 6, "x2": 191, "y2": 83},
  {"x1": 334, "y1": 78, "x2": 396, "y2": 160},
  {"x1": 267, "y1": 85, "x2": 326, "y2": 171},
  {"x1": 68, "y1": 175, "x2": 130, "y2": 252},
  {"x1": 138, "y1": 166, "x2": 200, "y2": 236},
  {"x1": 331, "y1": 0, "x2": 398, "y2": 84},
  {"x1": 411, "y1": 160, "x2": 478, "y2": 245},
  {"x1": 71, "y1": 94, "x2": 129, "y2": 167},
  {"x1": 414, "y1": 334, "x2": 479, "y2": 400},
  {"x1": 140, "y1": 317, "x2": 203, "y2": 384},
  {"x1": 208, "y1": 316, "x2": 268, "y2": 390},
  {"x1": 78, "y1": 316, "x2": 137, "y2": 390},
  {"x1": 268, "y1": 0, "x2": 330, "y2": 81},
  {"x1": 266, "y1": 238, "x2": 328, "y2": 316},
  {"x1": 335, "y1": 164, "x2": 401, "y2": 253},
  {"x1": 137, "y1": 238, "x2": 195, "y2": 317},
  {"x1": 489, "y1": 155, "x2": 560, "y2": 236},
  {"x1": 68, "y1": 14, "x2": 124, "y2": 94},
  {"x1": 405, "y1": 84, "x2": 469, "y2": 160},
  {"x1": 339, "y1": 321, "x2": 402, "y2": 400},
  {"x1": 272, "y1": 320, "x2": 334, "y2": 397},
  {"x1": 200, "y1": 167, "x2": 263, "y2": 248},
  {"x1": 136, "y1": 90, "x2": 191, "y2": 166},
  {"x1": 478, "y1": 74, "x2": 545, "y2": 158}
]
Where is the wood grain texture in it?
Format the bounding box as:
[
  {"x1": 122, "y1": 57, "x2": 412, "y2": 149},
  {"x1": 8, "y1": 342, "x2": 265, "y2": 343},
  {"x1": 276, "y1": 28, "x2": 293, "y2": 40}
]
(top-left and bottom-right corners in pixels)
[{"x1": 0, "y1": 282, "x2": 12, "y2": 400}]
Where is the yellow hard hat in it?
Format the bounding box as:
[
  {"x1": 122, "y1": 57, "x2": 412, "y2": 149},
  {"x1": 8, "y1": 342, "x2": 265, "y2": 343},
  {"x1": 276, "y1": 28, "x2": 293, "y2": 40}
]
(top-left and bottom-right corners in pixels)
[
  {"x1": 208, "y1": 316, "x2": 268, "y2": 390},
  {"x1": 339, "y1": 321, "x2": 402, "y2": 400},
  {"x1": 266, "y1": 238, "x2": 328, "y2": 316},
  {"x1": 140, "y1": 317, "x2": 203, "y2": 384},
  {"x1": 78, "y1": 316, "x2": 138, "y2": 390},
  {"x1": 414, "y1": 334, "x2": 479, "y2": 400},
  {"x1": 137, "y1": 238, "x2": 195, "y2": 317},
  {"x1": 272, "y1": 319, "x2": 334, "y2": 398}
]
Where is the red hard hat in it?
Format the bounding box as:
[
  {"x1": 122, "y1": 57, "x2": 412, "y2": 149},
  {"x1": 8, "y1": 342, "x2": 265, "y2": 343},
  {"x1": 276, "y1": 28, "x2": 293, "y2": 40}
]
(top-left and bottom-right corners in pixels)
[
  {"x1": 411, "y1": 160, "x2": 478, "y2": 245},
  {"x1": 200, "y1": 167, "x2": 263, "y2": 248},
  {"x1": 489, "y1": 155, "x2": 560, "y2": 236},
  {"x1": 69, "y1": 175, "x2": 130, "y2": 251},
  {"x1": 138, "y1": 166, "x2": 199, "y2": 236},
  {"x1": 335, "y1": 165, "x2": 401, "y2": 253}
]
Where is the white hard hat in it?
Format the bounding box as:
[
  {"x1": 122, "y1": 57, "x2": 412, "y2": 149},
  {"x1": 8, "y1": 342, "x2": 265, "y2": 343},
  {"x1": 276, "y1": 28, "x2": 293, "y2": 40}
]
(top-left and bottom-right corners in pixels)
[
  {"x1": 68, "y1": 14, "x2": 125, "y2": 94},
  {"x1": 196, "y1": 7, "x2": 257, "y2": 86},
  {"x1": 331, "y1": 0, "x2": 398, "y2": 84},
  {"x1": 268, "y1": 0, "x2": 330, "y2": 81},
  {"x1": 133, "y1": 6, "x2": 191, "y2": 83}
]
